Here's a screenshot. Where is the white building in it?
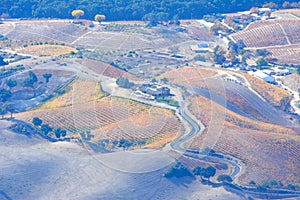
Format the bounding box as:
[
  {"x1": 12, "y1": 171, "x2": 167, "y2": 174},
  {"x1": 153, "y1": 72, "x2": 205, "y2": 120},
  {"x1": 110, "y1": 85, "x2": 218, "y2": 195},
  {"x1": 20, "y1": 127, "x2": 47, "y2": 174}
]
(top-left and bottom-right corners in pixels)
[{"x1": 251, "y1": 70, "x2": 276, "y2": 83}]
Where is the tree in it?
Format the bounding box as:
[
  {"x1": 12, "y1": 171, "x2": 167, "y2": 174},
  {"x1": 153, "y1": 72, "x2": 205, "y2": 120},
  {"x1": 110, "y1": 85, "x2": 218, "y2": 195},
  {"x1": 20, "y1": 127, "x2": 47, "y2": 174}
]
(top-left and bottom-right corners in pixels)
[
  {"x1": 161, "y1": 77, "x2": 169, "y2": 83},
  {"x1": 210, "y1": 20, "x2": 228, "y2": 35},
  {"x1": 143, "y1": 12, "x2": 159, "y2": 27},
  {"x1": 71, "y1": 10, "x2": 84, "y2": 19},
  {"x1": 249, "y1": 180, "x2": 256, "y2": 186},
  {"x1": 192, "y1": 166, "x2": 204, "y2": 176},
  {"x1": 23, "y1": 71, "x2": 38, "y2": 97},
  {"x1": 264, "y1": 11, "x2": 271, "y2": 19},
  {"x1": 43, "y1": 73, "x2": 52, "y2": 83},
  {"x1": 61, "y1": 129, "x2": 67, "y2": 137},
  {"x1": 116, "y1": 77, "x2": 134, "y2": 89},
  {"x1": 94, "y1": 14, "x2": 106, "y2": 23},
  {"x1": 217, "y1": 174, "x2": 233, "y2": 182},
  {"x1": 256, "y1": 49, "x2": 270, "y2": 57},
  {"x1": 55, "y1": 128, "x2": 62, "y2": 138},
  {"x1": 41, "y1": 124, "x2": 52, "y2": 135},
  {"x1": 213, "y1": 45, "x2": 226, "y2": 64},
  {"x1": 5, "y1": 79, "x2": 17, "y2": 91},
  {"x1": 169, "y1": 14, "x2": 180, "y2": 25},
  {"x1": 164, "y1": 162, "x2": 193, "y2": 178},
  {"x1": 202, "y1": 166, "x2": 216, "y2": 179},
  {"x1": 0, "y1": 56, "x2": 8, "y2": 66},
  {"x1": 32, "y1": 117, "x2": 42, "y2": 126},
  {"x1": 263, "y1": 2, "x2": 279, "y2": 9},
  {"x1": 282, "y1": 1, "x2": 291, "y2": 8},
  {"x1": 256, "y1": 56, "x2": 268, "y2": 67},
  {"x1": 4, "y1": 103, "x2": 15, "y2": 119},
  {"x1": 193, "y1": 166, "x2": 216, "y2": 179},
  {"x1": 236, "y1": 40, "x2": 246, "y2": 54},
  {"x1": 250, "y1": 7, "x2": 260, "y2": 14},
  {"x1": 0, "y1": 103, "x2": 7, "y2": 119},
  {"x1": 0, "y1": 89, "x2": 12, "y2": 102},
  {"x1": 54, "y1": 128, "x2": 67, "y2": 138}
]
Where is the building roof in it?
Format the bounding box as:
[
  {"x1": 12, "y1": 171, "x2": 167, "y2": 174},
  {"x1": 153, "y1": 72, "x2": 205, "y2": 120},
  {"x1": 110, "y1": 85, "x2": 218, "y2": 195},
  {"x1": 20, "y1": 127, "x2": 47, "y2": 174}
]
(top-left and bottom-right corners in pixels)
[{"x1": 251, "y1": 70, "x2": 275, "y2": 82}]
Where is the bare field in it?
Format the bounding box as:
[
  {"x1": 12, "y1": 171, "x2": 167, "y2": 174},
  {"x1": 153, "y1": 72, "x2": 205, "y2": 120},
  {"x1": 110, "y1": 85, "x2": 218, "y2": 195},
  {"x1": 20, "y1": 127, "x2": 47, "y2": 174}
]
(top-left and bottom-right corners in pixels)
[
  {"x1": 5, "y1": 20, "x2": 88, "y2": 43},
  {"x1": 0, "y1": 125, "x2": 241, "y2": 199},
  {"x1": 282, "y1": 74, "x2": 300, "y2": 92}
]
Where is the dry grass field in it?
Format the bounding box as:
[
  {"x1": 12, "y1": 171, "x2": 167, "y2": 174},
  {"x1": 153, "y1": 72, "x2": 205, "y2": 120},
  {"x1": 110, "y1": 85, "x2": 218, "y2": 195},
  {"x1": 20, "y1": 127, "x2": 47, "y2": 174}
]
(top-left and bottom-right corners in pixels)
[
  {"x1": 80, "y1": 58, "x2": 139, "y2": 80},
  {"x1": 241, "y1": 73, "x2": 291, "y2": 108},
  {"x1": 18, "y1": 44, "x2": 77, "y2": 56},
  {"x1": 158, "y1": 66, "x2": 218, "y2": 84},
  {"x1": 189, "y1": 95, "x2": 300, "y2": 186}
]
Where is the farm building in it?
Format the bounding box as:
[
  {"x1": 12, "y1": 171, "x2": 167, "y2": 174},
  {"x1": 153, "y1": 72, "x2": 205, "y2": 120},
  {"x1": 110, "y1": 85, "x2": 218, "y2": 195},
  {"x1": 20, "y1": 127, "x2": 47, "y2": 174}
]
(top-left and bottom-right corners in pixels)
[
  {"x1": 139, "y1": 83, "x2": 171, "y2": 98},
  {"x1": 251, "y1": 70, "x2": 276, "y2": 83}
]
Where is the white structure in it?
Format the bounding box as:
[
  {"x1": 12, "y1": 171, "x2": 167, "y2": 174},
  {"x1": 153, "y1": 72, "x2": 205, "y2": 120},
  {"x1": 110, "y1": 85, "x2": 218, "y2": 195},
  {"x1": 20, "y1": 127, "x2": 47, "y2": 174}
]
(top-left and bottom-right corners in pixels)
[
  {"x1": 251, "y1": 70, "x2": 275, "y2": 83},
  {"x1": 190, "y1": 43, "x2": 211, "y2": 53}
]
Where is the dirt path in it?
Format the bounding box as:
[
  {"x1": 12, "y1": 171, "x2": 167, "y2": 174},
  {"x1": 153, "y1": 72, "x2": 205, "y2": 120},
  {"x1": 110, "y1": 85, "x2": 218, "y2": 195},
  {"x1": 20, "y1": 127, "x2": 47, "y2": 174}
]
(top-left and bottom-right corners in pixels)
[{"x1": 70, "y1": 31, "x2": 92, "y2": 45}]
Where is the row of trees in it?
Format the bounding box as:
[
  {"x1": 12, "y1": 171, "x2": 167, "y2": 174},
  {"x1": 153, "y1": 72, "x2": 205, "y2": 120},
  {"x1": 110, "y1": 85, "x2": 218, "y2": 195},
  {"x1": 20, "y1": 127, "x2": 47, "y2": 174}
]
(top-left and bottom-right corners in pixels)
[
  {"x1": 1, "y1": 0, "x2": 299, "y2": 21},
  {"x1": 164, "y1": 161, "x2": 234, "y2": 183},
  {"x1": 32, "y1": 117, "x2": 67, "y2": 138},
  {"x1": 71, "y1": 10, "x2": 106, "y2": 23}
]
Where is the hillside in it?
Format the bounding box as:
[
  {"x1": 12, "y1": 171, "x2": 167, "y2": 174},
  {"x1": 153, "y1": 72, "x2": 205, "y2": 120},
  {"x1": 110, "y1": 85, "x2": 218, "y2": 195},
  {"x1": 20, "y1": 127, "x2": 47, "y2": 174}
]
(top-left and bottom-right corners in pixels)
[
  {"x1": 16, "y1": 79, "x2": 182, "y2": 149},
  {"x1": 189, "y1": 95, "x2": 300, "y2": 186},
  {"x1": 230, "y1": 17, "x2": 300, "y2": 64},
  {"x1": 231, "y1": 19, "x2": 300, "y2": 48}
]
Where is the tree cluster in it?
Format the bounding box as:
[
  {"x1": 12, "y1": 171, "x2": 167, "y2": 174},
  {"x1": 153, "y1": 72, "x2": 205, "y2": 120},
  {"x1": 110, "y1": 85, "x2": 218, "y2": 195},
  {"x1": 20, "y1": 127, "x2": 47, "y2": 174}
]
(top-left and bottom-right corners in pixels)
[
  {"x1": 32, "y1": 117, "x2": 67, "y2": 138},
  {"x1": 164, "y1": 162, "x2": 193, "y2": 178},
  {"x1": 192, "y1": 166, "x2": 216, "y2": 179},
  {"x1": 116, "y1": 77, "x2": 134, "y2": 89},
  {"x1": 1, "y1": 0, "x2": 299, "y2": 21}
]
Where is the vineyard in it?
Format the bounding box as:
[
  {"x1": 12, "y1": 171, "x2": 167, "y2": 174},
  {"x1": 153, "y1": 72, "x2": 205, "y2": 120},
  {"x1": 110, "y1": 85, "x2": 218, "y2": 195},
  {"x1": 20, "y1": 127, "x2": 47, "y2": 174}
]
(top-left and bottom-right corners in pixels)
[
  {"x1": 189, "y1": 95, "x2": 300, "y2": 186},
  {"x1": 231, "y1": 19, "x2": 300, "y2": 47},
  {"x1": 16, "y1": 79, "x2": 182, "y2": 148},
  {"x1": 18, "y1": 44, "x2": 77, "y2": 56},
  {"x1": 267, "y1": 44, "x2": 300, "y2": 65},
  {"x1": 273, "y1": 9, "x2": 300, "y2": 18}
]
